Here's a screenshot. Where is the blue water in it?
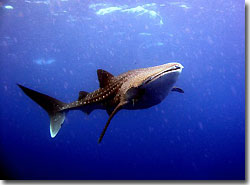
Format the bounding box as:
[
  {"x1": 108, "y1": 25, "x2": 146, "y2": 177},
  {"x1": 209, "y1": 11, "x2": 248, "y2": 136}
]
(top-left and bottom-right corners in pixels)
[{"x1": 0, "y1": 0, "x2": 245, "y2": 180}]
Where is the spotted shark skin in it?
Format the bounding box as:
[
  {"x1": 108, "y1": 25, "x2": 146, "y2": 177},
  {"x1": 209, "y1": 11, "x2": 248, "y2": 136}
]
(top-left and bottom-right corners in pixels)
[{"x1": 18, "y1": 63, "x2": 184, "y2": 143}]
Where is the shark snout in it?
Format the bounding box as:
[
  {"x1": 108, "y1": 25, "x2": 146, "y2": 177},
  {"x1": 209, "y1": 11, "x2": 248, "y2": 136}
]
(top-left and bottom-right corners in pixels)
[
  {"x1": 170, "y1": 63, "x2": 184, "y2": 73},
  {"x1": 166, "y1": 62, "x2": 184, "y2": 71},
  {"x1": 175, "y1": 63, "x2": 184, "y2": 69},
  {"x1": 175, "y1": 65, "x2": 181, "y2": 70}
]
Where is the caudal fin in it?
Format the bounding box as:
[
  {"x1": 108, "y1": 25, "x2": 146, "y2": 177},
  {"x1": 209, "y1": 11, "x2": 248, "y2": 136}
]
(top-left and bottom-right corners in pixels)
[{"x1": 17, "y1": 84, "x2": 67, "y2": 138}]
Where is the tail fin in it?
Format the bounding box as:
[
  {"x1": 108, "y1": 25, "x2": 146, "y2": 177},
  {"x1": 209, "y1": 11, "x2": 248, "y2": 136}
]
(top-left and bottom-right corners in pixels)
[{"x1": 17, "y1": 84, "x2": 67, "y2": 138}]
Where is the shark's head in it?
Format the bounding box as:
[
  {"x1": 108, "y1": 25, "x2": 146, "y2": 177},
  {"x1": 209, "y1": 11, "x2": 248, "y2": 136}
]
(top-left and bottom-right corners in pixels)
[
  {"x1": 142, "y1": 62, "x2": 183, "y2": 100},
  {"x1": 142, "y1": 63, "x2": 184, "y2": 87},
  {"x1": 124, "y1": 62, "x2": 184, "y2": 110}
]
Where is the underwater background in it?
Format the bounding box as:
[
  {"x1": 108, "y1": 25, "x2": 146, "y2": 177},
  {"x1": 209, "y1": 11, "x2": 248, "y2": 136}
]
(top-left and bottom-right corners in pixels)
[{"x1": 0, "y1": 0, "x2": 245, "y2": 180}]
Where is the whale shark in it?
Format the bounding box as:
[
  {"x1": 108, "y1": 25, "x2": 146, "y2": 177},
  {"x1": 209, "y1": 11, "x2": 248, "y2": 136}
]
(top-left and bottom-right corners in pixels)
[{"x1": 18, "y1": 63, "x2": 184, "y2": 143}]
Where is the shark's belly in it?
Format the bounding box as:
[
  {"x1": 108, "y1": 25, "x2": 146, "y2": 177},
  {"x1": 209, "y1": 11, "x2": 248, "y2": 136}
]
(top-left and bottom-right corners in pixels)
[{"x1": 125, "y1": 72, "x2": 179, "y2": 110}]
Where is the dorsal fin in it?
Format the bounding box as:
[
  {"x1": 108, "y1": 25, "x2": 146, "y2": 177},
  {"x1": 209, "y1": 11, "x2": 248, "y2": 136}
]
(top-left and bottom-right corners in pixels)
[
  {"x1": 97, "y1": 69, "x2": 114, "y2": 88},
  {"x1": 78, "y1": 91, "x2": 88, "y2": 100}
]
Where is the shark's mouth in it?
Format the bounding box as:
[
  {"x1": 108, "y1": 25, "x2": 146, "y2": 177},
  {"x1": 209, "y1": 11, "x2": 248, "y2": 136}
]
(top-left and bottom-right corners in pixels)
[{"x1": 144, "y1": 65, "x2": 182, "y2": 85}]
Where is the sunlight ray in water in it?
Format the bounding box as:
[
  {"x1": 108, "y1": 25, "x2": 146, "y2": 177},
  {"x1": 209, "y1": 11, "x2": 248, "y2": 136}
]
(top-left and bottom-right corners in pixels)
[
  {"x1": 33, "y1": 58, "x2": 55, "y2": 65},
  {"x1": 91, "y1": 3, "x2": 164, "y2": 25}
]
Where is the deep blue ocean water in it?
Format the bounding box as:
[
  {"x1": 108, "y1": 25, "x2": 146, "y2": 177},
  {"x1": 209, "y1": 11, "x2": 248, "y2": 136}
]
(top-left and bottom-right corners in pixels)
[{"x1": 0, "y1": 0, "x2": 245, "y2": 180}]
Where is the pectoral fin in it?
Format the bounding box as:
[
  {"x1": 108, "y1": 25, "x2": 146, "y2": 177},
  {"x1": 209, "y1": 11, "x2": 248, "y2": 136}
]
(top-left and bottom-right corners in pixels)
[
  {"x1": 106, "y1": 107, "x2": 114, "y2": 116},
  {"x1": 98, "y1": 101, "x2": 127, "y2": 143},
  {"x1": 172, "y1": 86, "x2": 184, "y2": 93}
]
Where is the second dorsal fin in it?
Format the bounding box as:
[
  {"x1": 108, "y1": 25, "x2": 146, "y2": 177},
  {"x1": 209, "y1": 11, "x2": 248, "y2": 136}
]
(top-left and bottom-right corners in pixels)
[
  {"x1": 97, "y1": 69, "x2": 114, "y2": 88},
  {"x1": 78, "y1": 91, "x2": 88, "y2": 100}
]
